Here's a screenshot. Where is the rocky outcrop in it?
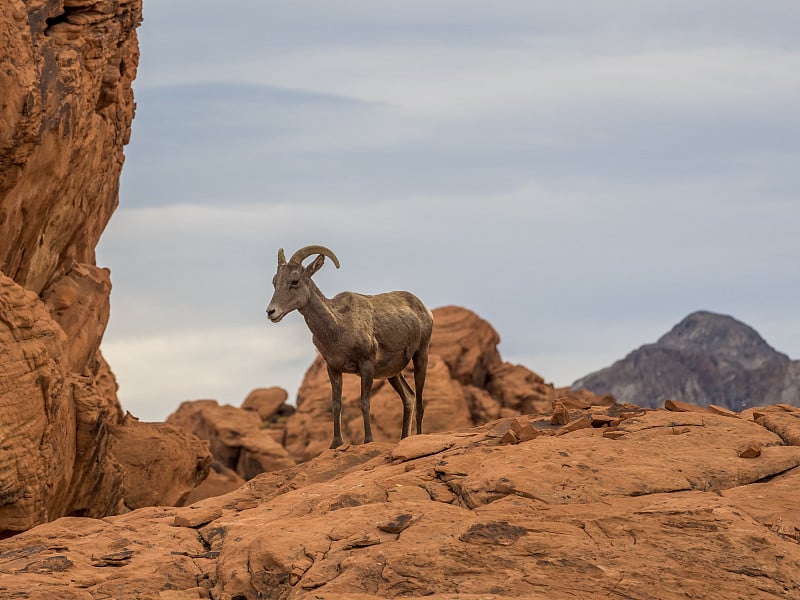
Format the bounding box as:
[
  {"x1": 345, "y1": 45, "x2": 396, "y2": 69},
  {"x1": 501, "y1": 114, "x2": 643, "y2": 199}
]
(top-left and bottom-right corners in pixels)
[
  {"x1": 427, "y1": 305, "x2": 502, "y2": 387},
  {"x1": 281, "y1": 306, "x2": 607, "y2": 463},
  {"x1": 0, "y1": 271, "x2": 212, "y2": 535},
  {"x1": 0, "y1": 0, "x2": 141, "y2": 293},
  {"x1": 167, "y1": 390, "x2": 298, "y2": 505},
  {"x1": 0, "y1": 1, "x2": 212, "y2": 536},
  {"x1": 2, "y1": 405, "x2": 800, "y2": 598},
  {"x1": 241, "y1": 386, "x2": 293, "y2": 421},
  {"x1": 574, "y1": 310, "x2": 800, "y2": 410},
  {"x1": 167, "y1": 398, "x2": 296, "y2": 482},
  {"x1": 107, "y1": 415, "x2": 213, "y2": 511}
]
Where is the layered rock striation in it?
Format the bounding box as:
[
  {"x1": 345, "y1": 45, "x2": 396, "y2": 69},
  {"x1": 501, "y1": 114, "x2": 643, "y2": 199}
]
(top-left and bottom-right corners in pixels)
[
  {"x1": 574, "y1": 310, "x2": 800, "y2": 410},
  {"x1": 0, "y1": 0, "x2": 211, "y2": 536}
]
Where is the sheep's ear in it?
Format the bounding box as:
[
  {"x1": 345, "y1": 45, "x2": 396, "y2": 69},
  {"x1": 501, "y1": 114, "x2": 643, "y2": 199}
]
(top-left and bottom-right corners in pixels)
[{"x1": 305, "y1": 254, "x2": 325, "y2": 277}]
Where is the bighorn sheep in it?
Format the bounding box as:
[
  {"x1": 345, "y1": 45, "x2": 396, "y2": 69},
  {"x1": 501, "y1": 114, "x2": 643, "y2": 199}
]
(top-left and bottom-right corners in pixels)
[{"x1": 266, "y1": 245, "x2": 433, "y2": 448}]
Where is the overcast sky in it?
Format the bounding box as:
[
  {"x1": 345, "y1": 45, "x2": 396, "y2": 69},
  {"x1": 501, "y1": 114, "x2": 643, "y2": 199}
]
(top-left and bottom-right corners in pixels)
[{"x1": 96, "y1": 1, "x2": 800, "y2": 422}]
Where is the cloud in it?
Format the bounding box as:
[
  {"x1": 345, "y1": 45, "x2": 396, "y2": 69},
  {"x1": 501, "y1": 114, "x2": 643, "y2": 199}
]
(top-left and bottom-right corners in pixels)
[
  {"x1": 100, "y1": 181, "x2": 800, "y2": 421},
  {"x1": 102, "y1": 323, "x2": 314, "y2": 421},
  {"x1": 99, "y1": 1, "x2": 800, "y2": 419}
]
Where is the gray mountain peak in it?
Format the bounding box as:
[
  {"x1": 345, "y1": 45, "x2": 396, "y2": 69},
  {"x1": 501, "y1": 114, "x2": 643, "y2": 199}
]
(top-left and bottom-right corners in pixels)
[{"x1": 573, "y1": 311, "x2": 799, "y2": 410}]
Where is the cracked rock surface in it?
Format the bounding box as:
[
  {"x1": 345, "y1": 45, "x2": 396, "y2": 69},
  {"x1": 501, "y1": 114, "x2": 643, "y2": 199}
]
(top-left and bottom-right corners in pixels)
[{"x1": 2, "y1": 405, "x2": 800, "y2": 599}]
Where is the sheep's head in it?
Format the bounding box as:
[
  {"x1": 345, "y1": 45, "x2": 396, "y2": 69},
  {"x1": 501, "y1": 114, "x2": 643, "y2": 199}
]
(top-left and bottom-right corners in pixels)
[{"x1": 266, "y1": 245, "x2": 340, "y2": 323}]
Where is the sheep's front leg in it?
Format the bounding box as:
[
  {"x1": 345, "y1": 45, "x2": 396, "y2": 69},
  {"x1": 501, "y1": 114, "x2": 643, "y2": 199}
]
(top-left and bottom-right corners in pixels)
[
  {"x1": 359, "y1": 363, "x2": 375, "y2": 443},
  {"x1": 327, "y1": 364, "x2": 344, "y2": 449}
]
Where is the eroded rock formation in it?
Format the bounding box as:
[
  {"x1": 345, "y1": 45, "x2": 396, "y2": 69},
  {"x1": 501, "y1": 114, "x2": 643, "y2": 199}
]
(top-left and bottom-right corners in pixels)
[
  {"x1": 0, "y1": 0, "x2": 211, "y2": 536},
  {"x1": 1, "y1": 0, "x2": 141, "y2": 292},
  {"x1": 167, "y1": 398, "x2": 296, "y2": 482},
  {"x1": 2, "y1": 404, "x2": 799, "y2": 598}
]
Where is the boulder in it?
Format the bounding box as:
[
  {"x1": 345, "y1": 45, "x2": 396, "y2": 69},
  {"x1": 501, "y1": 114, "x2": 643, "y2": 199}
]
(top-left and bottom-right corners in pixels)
[
  {"x1": 665, "y1": 398, "x2": 712, "y2": 413},
  {"x1": 42, "y1": 263, "x2": 112, "y2": 374},
  {"x1": 167, "y1": 400, "x2": 296, "y2": 480},
  {"x1": 241, "y1": 386, "x2": 292, "y2": 421},
  {"x1": 108, "y1": 415, "x2": 213, "y2": 510},
  {"x1": 486, "y1": 362, "x2": 554, "y2": 415},
  {"x1": 429, "y1": 305, "x2": 502, "y2": 386}
]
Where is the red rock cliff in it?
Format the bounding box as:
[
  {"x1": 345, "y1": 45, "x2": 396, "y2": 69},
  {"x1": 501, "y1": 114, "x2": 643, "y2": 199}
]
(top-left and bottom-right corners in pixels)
[{"x1": 0, "y1": 0, "x2": 211, "y2": 536}]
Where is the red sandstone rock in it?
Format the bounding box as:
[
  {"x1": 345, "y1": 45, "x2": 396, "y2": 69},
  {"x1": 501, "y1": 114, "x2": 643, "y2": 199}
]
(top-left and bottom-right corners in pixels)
[
  {"x1": 555, "y1": 386, "x2": 616, "y2": 410},
  {"x1": 498, "y1": 416, "x2": 543, "y2": 444},
  {"x1": 241, "y1": 386, "x2": 292, "y2": 420},
  {"x1": 108, "y1": 415, "x2": 213, "y2": 509},
  {"x1": 0, "y1": 0, "x2": 141, "y2": 294},
  {"x1": 486, "y1": 362, "x2": 553, "y2": 415},
  {"x1": 0, "y1": 274, "x2": 210, "y2": 535},
  {"x1": 240, "y1": 386, "x2": 294, "y2": 447},
  {"x1": 429, "y1": 305, "x2": 502, "y2": 386},
  {"x1": 2, "y1": 409, "x2": 800, "y2": 598},
  {"x1": 664, "y1": 398, "x2": 712, "y2": 413},
  {"x1": 167, "y1": 400, "x2": 296, "y2": 480},
  {"x1": 590, "y1": 413, "x2": 620, "y2": 427},
  {"x1": 721, "y1": 466, "x2": 800, "y2": 545},
  {"x1": 551, "y1": 401, "x2": 570, "y2": 425},
  {"x1": 0, "y1": 275, "x2": 130, "y2": 531},
  {"x1": 755, "y1": 411, "x2": 800, "y2": 446},
  {"x1": 556, "y1": 414, "x2": 592, "y2": 435},
  {"x1": 42, "y1": 263, "x2": 112, "y2": 374},
  {"x1": 90, "y1": 349, "x2": 124, "y2": 423},
  {"x1": 708, "y1": 404, "x2": 740, "y2": 418},
  {"x1": 182, "y1": 463, "x2": 246, "y2": 506},
  {"x1": 737, "y1": 443, "x2": 763, "y2": 458},
  {"x1": 462, "y1": 384, "x2": 502, "y2": 422},
  {"x1": 0, "y1": 0, "x2": 208, "y2": 535}
]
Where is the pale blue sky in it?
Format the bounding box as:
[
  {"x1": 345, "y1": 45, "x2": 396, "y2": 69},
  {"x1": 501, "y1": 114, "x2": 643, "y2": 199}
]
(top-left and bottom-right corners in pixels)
[{"x1": 98, "y1": 1, "x2": 800, "y2": 420}]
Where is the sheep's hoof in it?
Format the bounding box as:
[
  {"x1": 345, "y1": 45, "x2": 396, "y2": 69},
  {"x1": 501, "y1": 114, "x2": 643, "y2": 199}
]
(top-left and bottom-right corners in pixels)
[{"x1": 329, "y1": 439, "x2": 344, "y2": 449}]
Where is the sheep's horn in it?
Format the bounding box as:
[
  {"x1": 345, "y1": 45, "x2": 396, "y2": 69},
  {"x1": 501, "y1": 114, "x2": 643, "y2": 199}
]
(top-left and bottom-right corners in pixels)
[
  {"x1": 277, "y1": 248, "x2": 287, "y2": 265},
  {"x1": 288, "y1": 245, "x2": 340, "y2": 269}
]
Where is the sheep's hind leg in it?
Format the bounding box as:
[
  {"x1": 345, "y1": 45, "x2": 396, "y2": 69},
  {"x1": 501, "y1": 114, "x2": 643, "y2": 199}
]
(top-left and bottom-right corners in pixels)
[
  {"x1": 388, "y1": 373, "x2": 414, "y2": 439},
  {"x1": 412, "y1": 348, "x2": 428, "y2": 435},
  {"x1": 327, "y1": 365, "x2": 344, "y2": 449}
]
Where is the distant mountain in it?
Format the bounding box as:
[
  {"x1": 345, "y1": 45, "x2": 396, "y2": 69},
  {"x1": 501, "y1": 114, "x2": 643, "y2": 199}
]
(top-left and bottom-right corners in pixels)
[{"x1": 572, "y1": 311, "x2": 800, "y2": 410}]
